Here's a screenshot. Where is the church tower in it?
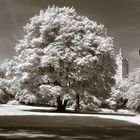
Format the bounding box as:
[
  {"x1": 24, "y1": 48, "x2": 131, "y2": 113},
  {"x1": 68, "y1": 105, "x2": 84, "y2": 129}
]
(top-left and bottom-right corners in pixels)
[{"x1": 115, "y1": 48, "x2": 129, "y2": 82}]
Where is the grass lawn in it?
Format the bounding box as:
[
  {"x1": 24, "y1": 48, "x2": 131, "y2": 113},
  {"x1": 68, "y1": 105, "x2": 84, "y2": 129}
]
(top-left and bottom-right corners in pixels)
[{"x1": 0, "y1": 115, "x2": 140, "y2": 140}]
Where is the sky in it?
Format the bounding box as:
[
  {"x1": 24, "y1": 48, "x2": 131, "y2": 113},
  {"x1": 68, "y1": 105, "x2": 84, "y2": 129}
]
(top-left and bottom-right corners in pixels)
[{"x1": 0, "y1": 0, "x2": 140, "y2": 71}]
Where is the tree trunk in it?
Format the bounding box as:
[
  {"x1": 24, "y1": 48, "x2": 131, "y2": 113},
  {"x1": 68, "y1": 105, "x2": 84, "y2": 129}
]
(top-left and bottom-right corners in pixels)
[
  {"x1": 57, "y1": 95, "x2": 68, "y2": 112},
  {"x1": 62, "y1": 99, "x2": 68, "y2": 112},
  {"x1": 57, "y1": 95, "x2": 63, "y2": 112},
  {"x1": 75, "y1": 93, "x2": 80, "y2": 112}
]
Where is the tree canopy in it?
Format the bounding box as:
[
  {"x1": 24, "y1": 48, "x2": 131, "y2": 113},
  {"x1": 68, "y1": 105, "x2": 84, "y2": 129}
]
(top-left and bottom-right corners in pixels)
[
  {"x1": 1, "y1": 6, "x2": 116, "y2": 106},
  {"x1": 112, "y1": 69, "x2": 140, "y2": 111}
]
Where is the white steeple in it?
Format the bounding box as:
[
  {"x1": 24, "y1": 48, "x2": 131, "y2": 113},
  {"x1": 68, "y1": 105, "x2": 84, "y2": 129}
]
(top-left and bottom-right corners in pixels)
[{"x1": 115, "y1": 48, "x2": 129, "y2": 83}]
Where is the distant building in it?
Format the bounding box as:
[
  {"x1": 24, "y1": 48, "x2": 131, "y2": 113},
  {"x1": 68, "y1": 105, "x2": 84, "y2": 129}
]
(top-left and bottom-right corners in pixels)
[{"x1": 115, "y1": 48, "x2": 129, "y2": 82}]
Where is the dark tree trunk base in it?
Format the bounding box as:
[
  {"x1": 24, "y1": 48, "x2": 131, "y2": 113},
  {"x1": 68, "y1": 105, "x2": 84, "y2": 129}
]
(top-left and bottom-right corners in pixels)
[
  {"x1": 75, "y1": 93, "x2": 80, "y2": 112},
  {"x1": 57, "y1": 95, "x2": 68, "y2": 112}
]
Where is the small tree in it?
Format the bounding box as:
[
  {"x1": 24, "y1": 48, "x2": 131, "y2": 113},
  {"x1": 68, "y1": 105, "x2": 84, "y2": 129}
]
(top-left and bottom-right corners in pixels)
[
  {"x1": 111, "y1": 69, "x2": 140, "y2": 112},
  {"x1": 9, "y1": 6, "x2": 116, "y2": 111}
]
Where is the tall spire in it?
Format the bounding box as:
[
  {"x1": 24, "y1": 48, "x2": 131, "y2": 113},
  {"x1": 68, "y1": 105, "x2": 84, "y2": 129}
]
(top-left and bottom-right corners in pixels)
[
  {"x1": 119, "y1": 48, "x2": 123, "y2": 58},
  {"x1": 115, "y1": 48, "x2": 129, "y2": 83},
  {"x1": 119, "y1": 48, "x2": 122, "y2": 54}
]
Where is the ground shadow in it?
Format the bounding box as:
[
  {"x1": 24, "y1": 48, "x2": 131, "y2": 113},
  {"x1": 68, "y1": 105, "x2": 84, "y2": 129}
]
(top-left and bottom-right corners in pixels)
[
  {"x1": 23, "y1": 109, "x2": 136, "y2": 116},
  {"x1": 0, "y1": 126, "x2": 140, "y2": 140}
]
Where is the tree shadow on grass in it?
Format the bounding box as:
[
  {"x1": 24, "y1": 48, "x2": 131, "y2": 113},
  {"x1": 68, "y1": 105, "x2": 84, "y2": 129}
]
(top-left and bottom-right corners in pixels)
[
  {"x1": 23, "y1": 109, "x2": 136, "y2": 116},
  {"x1": 0, "y1": 126, "x2": 140, "y2": 140}
]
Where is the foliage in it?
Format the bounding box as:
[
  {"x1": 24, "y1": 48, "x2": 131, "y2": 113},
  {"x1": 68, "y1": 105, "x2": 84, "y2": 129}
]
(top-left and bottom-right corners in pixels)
[
  {"x1": 0, "y1": 6, "x2": 116, "y2": 107},
  {"x1": 111, "y1": 69, "x2": 140, "y2": 111}
]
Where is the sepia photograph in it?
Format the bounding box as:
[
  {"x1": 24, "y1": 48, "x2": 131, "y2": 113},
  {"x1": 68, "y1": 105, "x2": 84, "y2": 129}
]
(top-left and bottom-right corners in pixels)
[{"x1": 0, "y1": 0, "x2": 140, "y2": 139}]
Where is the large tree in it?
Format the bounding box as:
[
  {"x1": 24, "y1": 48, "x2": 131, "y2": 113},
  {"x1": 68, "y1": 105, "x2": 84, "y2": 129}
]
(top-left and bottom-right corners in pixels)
[{"x1": 8, "y1": 6, "x2": 116, "y2": 110}]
